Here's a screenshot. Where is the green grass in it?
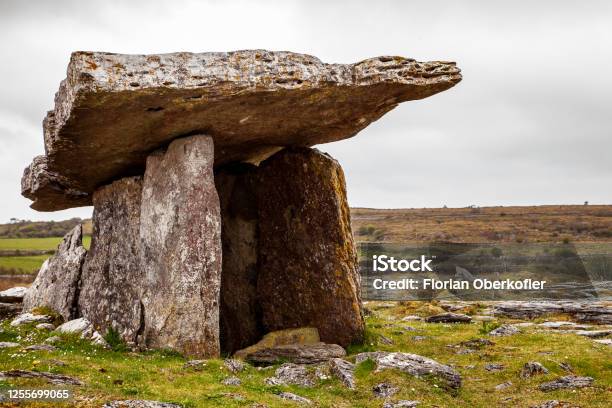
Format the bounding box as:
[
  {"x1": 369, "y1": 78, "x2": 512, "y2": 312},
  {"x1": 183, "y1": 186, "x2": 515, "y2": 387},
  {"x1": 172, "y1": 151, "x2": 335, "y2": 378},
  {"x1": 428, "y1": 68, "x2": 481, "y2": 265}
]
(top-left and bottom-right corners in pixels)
[
  {"x1": 0, "y1": 236, "x2": 91, "y2": 251},
  {"x1": 0, "y1": 302, "x2": 610, "y2": 407},
  {"x1": 0, "y1": 255, "x2": 50, "y2": 274}
]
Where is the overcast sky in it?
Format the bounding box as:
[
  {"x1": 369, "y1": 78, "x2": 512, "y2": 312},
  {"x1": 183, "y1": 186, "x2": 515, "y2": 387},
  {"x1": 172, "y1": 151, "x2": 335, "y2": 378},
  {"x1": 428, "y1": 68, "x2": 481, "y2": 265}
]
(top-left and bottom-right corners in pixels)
[{"x1": 1, "y1": 0, "x2": 611, "y2": 222}]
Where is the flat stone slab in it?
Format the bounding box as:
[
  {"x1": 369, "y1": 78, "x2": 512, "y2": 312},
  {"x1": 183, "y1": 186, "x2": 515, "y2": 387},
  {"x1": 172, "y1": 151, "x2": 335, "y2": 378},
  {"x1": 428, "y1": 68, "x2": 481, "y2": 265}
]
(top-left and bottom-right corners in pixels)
[
  {"x1": 0, "y1": 287, "x2": 27, "y2": 303},
  {"x1": 22, "y1": 50, "x2": 461, "y2": 211}
]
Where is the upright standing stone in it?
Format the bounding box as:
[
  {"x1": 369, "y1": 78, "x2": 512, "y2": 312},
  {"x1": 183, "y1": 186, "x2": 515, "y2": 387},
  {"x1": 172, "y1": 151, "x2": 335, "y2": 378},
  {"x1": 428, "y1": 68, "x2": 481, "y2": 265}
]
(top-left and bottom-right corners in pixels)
[
  {"x1": 23, "y1": 225, "x2": 86, "y2": 321},
  {"x1": 256, "y1": 148, "x2": 364, "y2": 347},
  {"x1": 215, "y1": 163, "x2": 263, "y2": 354},
  {"x1": 78, "y1": 177, "x2": 144, "y2": 343},
  {"x1": 140, "y1": 135, "x2": 222, "y2": 357}
]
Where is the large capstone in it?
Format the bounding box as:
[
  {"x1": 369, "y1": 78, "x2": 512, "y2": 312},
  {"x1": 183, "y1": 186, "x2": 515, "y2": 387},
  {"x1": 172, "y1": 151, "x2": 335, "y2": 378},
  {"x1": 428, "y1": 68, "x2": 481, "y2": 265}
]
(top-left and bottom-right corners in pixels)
[
  {"x1": 255, "y1": 147, "x2": 364, "y2": 347},
  {"x1": 21, "y1": 50, "x2": 461, "y2": 211},
  {"x1": 140, "y1": 135, "x2": 222, "y2": 357},
  {"x1": 78, "y1": 177, "x2": 144, "y2": 343},
  {"x1": 23, "y1": 225, "x2": 87, "y2": 321},
  {"x1": 215, "y1": 163, "x2": 263, "y2": 354}
]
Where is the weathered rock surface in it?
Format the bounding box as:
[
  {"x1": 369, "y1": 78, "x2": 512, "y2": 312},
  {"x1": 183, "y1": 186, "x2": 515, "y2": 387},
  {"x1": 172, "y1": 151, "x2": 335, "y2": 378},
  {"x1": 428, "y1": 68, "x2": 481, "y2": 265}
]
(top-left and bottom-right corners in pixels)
[
  {"x1": 22, "y1": 50, "x2": 461, "y2": 211},
  {"x1": 215, "y1": 163, "x2": 262, "y2": 354},
  {"x1": 373, "y1": 382, "x2": 399, "y2": 398},
  {"x1": 0, "y1": 302, "x2": 22, "y2": 318},
  {"x1": 538, "y1": 321, "x2": 591, "y2": 330},
  {"x1": 79, "y1": 177, "x2": 144, "y2": 344},
  {"x1": 383, "y1": 401, "x2": 420, "y2": 408},
  {"x1": 355, "y1": 351, "x2": 462, "y2": 389},
  {"x1": 256, "y1": 148, "x2": 364, "y2": 347},
  {"x1": 103, "y1": 401, "x2": 181, "y2": 408},
  {"x1": 24, "y1": 344, "x2": 57, "y2": 352},
  {"x1": 0, "y1": 342, "x2": 20, "y2": 348},
  {"x1": 22, "y1": 225, "x2": 86, "y2": 320},
  {"x1": 489, "y1": 324, "x2": 521, "y2": 337},
  {"x1": 531, "y1": 401, "x2": 577, "y2": 408},
  {"x1": 425, "y1": 312, "x2": 471, "y2": 323},
  {"x1": 222, "y1": 376, "x2": 241, "y2": 386},
  {"x1": 140, "y1": 135, "x2": 221, "y2": 357},
  {"x1": 0, "y1": 287, "x2": 27, "y2": 303},
  {"x1": 493, "y1": 301, "x2": 612, "y2": 324},
  {"x1": 266, "y1": 363, "x2": 316, "y2": 387},
  {"x1": 224, "y1": 358, "x2": 246, "y2": 373},
  {"x1": 0, "y1": 370, "x2": 83, "y2": 385},
  {"x1": 10, "y1": 313, "x2": 52, "y2": 327},
  {"x1": 234, "y1": 327, "x2": 320, "y2": 359},
  {"x1": 277, "y1": 392, "x2": 312, "y2": 405},
  {"x1": 539, "y1": 375, "x2": 593, "y2": 391},
  {"x1": 494, "y1": 381, "x2": 512, "y2": 391},
  {"x1": 245, "y1": 342, "x2": 346, "y2": 365},
  {"x1": 328, "y1": 358, "x2": 355, "y2": 389},
  {"x1": 54, "y1": 317, "x2": 108, "y2": 347},
  {"x1": 520, "y1": 362, "x2": 549, "y2": 379}
]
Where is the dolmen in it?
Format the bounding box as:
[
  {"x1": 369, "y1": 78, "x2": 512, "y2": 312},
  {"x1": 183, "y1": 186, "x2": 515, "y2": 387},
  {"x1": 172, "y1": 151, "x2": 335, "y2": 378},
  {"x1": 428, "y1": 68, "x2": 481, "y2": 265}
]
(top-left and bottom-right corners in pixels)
[{"x1": 21, "y1": 50, "x2": 461, "y2": 356}]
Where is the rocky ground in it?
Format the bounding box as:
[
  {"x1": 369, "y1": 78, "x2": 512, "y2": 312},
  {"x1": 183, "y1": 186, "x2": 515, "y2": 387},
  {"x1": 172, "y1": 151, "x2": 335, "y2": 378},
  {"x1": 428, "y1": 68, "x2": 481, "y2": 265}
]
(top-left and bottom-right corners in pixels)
[{"x1": 0, "y1": 294, "x2": 610, "y2": 407}]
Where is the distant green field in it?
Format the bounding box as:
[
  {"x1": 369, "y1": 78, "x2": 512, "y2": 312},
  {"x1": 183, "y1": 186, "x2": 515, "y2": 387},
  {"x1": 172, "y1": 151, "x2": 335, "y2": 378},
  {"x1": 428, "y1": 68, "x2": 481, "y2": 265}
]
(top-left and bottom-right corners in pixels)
[
  {"x1": 0, "y1": 236, "x2": 91, "y2": 251},
  {"x1": 0, "y1": 255, "x2": 49, "y2": 274}
]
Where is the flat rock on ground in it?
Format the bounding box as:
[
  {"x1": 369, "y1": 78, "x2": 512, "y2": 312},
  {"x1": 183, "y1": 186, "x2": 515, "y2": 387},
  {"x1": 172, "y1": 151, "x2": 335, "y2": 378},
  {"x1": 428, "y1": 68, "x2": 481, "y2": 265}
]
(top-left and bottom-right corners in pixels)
[
  {"x1": 10, "y1": 313, "x2": 52, "y2": 327},
  {"x1": 425, "y1": 313, "x2": 472, "y2": 323},
  {"x1": 22, "y1": 225, "x2": 87, "y2": 321},
  {"x1": 245, "y1": 342, "x2": 346, "y2": 365},
  {"x1": 266, "y1": 363, "x2": 315, "y2": 387},
  {"x1": 22, "y1": 50, "x2": 461, "y2": 211},
  {"x1": 103, "y1": 401, "x2": 181, "y2": 408},
  {"x1": 383, "y1": 401, "x2": 420, "y2": 408},
  {"x1": 493, "y1": 301, "x2": 611, "y2": 324},
  {"x1": 489, "y1": 324, "x2": 521, "y2": 337},
  {"x1": 520, "y1": 362, "x2": 549, "y2": 379},
  {"x1": 0, "y1": 370, "x2": 83, "y2": 385},
  {"x1": 0, "y1": 342, "x2": 20, "y2": 348},
  {"x1": 373, "y1": 382, "x2": 399, "y2": 398},
  {"x1": 355, "y1": 351, "x2": 461, "y2": 389},
  {"x1": 277, "y1": 392, "x2": 312, "y2": 405},
  {"x1": 0, "y1": 287, "x2": 27, "y2": 303},
  {"x1": 328, "y1": 358, "x2": 355, "y2": 389},
  {"x1": 539, "y1": 375, "x2": 593, "y2": 391}
]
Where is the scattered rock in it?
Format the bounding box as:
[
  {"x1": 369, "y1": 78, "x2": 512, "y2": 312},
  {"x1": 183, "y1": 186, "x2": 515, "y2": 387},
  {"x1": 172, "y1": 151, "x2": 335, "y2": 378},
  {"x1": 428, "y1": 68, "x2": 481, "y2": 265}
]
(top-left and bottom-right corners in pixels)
[
  {"x1": 520, "y1": 362, "x2": 549, "y2": 379},
  {"x1": 328, "y1": 358, "x2": 355, "y2": 389},
  {"x1": 530, "y1": 401, "x2": 578, "y2": 408},
  {"x1": 0, "y1": 342, "x2": 20, "y2": 348},
  {"x1": 10, "y1": 313, "x2": 52, "y2": 327},
  {"x1": 538, "y1": 321, "x2": 591, "y2": 330},
  {"x1": 593, "y1": 338, "x2": 612, "y2": 346},
  {"x1": 355, "y1": 351, "x2": 462, "y2": 389},
  {"x1": 489, "y1": 325, "x2": 520, "y2": 337},
  {"x1": 485, "y1": 363, "x2": 504, "y2": 372},
  {"x1": 45, "y1": 336, "x2": 61, "y2": 344},
  {"x1": 471, "y1": 315, "x2": 495, "y2": 322},
  {"x1": 22, "y1": 226, "x2": 87, "y2": 321},
  {"x1": 22, "y1": 50, "x2": 460, "y2": 211},
  {"x1": 373, "y1": 382, "x2": 399, "y2": 398},
  {"x1": 183, "y1": 360, "x2": 206, "y2": 371},
  {"x1": 558, "y1": 362, "x2": 573, "y2": 372},
  {"x1": 425, "y1": 313, "x2": 471, "y2": 323},
  {"x1": 245, "y1": 342, "x2": 346, "y2": 365},
  {"x1": 400, "y1": 326, "x2": 418, "y2": 332},
  {"x1": 411, "y1": 336, "x2": 428, "y2": 341},
  {"x1": 0, "y1": 287, "x2": 27, "y2": 303},
  {"x1": 103, "y1": 401, "x2": 181, "y2": 408},
  {"x1": 573, "y1": 329, "x2": 612, "y2": 338},
  {"x1": 25, "y1": 344, "x2": 57, "y2": 352},
  {"x1": 140, "y1": 135, "x2": 222, "y2": 358},
  {"x1": 512, "y1": 322, "x2": 535, "y2": 327},
  {"x1": 266, "y1": 363, "x2": 315, "y2": 387},
  {"x1": 379, "y1": 335, "x2": 394, "y2": 345},
  {"x1": 234, "y1": 327, "x2": 320, "y2": 359},
  {"x1": 455, "y1": 338, "x2": 494, "y2": 349},
  {"x1": 55, "y1": 317, "x2": 93, "y2": 337},
  {"x1": 401, "y1": 316, "x2": 423, "y2": 322},
  {"x1": 493, "y1": 301, "x2": 611, "y2": 325},
  {"x1": 383, "y1": 401, "x2": 420, "y2": 408},
  {"x1": 224, "y1": 358, "x2": 245, "y2": 373},
  {"x1": 0, "y1": 369, "x2": 82, "y2": 385},
  {"x1": 42, "y1": 359, "x2": 66, "y2": 366},
  {"x1": 256, "y1": 148, "x2": 364, "y2": 347},
  {"x1": 222, "y1": 376, "x2": 241, "y2": 386},
  {"x1": 455, "y1": 349, "x2": 474, "y2": 355},
  {"x1": 277, "y1": 392, "x2": 312, "y2": 405},
  {"x1": 539, "y1": 375, "x2": 593, "y2": 391},
  {"x1": 494, "y1": 381, "x2": 512, "y2": 391},
  {"x1": 36, "y1": 323, "x2": 55, "y2": 330}
]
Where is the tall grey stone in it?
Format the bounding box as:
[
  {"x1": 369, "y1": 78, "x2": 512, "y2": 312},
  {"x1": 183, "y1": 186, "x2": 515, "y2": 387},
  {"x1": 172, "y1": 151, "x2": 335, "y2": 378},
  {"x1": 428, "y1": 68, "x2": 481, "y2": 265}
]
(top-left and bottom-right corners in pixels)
[
  {"x1": 140, "y1": 135, "x2": 222, "y2": 357},
  {"x1": 23, "y1": 225, "x2": 86, "y2": 320},
  {"x1": 78, "y1": 177, "x2": 144, "y2": 343}
]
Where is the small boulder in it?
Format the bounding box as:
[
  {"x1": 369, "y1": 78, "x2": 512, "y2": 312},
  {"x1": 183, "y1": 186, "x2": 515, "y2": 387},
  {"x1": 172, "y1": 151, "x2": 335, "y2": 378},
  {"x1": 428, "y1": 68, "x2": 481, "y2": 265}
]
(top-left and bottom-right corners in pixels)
[
  {"x1": 10, "y1": 313, "x2": 52, "y2": 327},
  {"x1": 401, "y1": 316, "x2": 423, "y2": 322},
  {"x1": 266, "y1": 363, "x2": 315, "y2": 387},
  {"x1": 0, "y1": 342, "x2": 20, "y2": 349},
  {"x1": 485, "y1": 363, "x2": 505, "y2": 372},
  {"x1": 539, "y1": 376, "x2": 593, "y2": 391},
  {"x1": 224, "y1": 358, "x2": 245, "y2": 373},
  {"x1": 0, "y1": 369, "x2": 82, "y2": 385},
  {"x1": 222, "y1": 376, "x2": 241, "y2": 386},
  {"x1": 183, "y1": 360, "x2": 206, "y2": 371},
  {"x1": 425, "y1": 313, "x2": 471, "y2": 323},
  {"x1": 45, "y1": 336, "x2": 61, "y2": 344},
  {"x1": 54, "y1": 317, "x2": 93, "y2": 337},
  {"x1": 593, "y1": 338, "x2": 612, "y2": 346},
  {"x1": 520, "y1": 362, "x2": 549, "y2": 379},
  {"x1": 277, "y1": 392, "x2": 312, "y2": 405},
  {"x1": 36, "y1": 323, "x2": 56, "y2": 330},
  {"x1": 489, "y1": 325, "x2": 520, "y2": 337},
  {"x1": 24, "y1": 344, "x2": 57, "y2": 352},
  {"x1": 530, "y1": 401, "x2": 577, "y2": 408},
  {"x1": 0, "y1": 287, "x2": 27, "y2": 303},
  {"x1": 373, "y1": 382, "x2": 399, "y2": 398},
  {"x1": 494, "y1": 381, "x2": 512, "y2": 391},
  {"x1": 328, "y1": 358, "x2": 355, "y2": 389},
  {"x1": 383, "y1": 401, "x2": 420, "y2": 408},
  {"x1": 245, "y1": 342, "x2": 346, "y2": 365},
  {"x1": 103, "y1": 401, "x2": 181, "y2": 408},
  {"x1": 355, "y1": 351, "x2": 461, "y2": 389}
]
